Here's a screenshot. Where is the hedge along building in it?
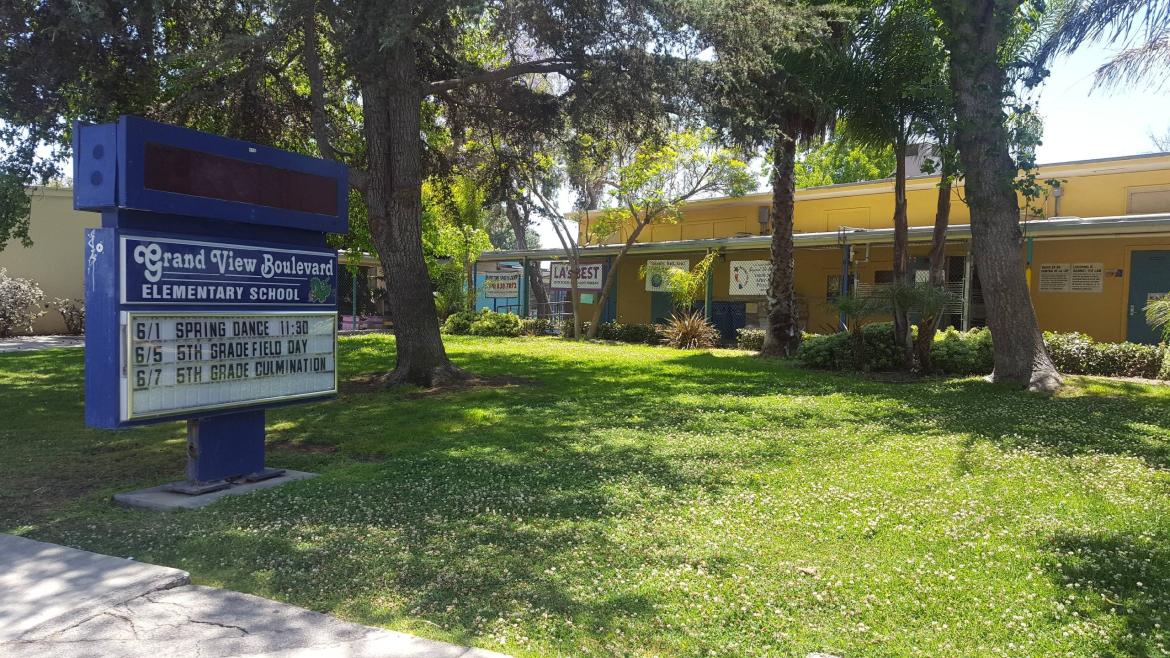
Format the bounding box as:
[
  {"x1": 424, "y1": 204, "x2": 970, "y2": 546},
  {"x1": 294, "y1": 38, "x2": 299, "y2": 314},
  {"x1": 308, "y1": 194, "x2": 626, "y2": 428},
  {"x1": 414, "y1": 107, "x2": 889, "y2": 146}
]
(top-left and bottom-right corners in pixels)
[{"x1": 477, "y1": 152, "x2": 1170, "y2": 344}]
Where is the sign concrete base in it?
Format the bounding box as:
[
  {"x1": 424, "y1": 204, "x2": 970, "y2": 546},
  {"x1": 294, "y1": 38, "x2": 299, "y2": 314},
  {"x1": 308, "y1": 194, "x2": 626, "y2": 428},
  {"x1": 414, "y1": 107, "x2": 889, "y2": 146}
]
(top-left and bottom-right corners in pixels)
[{"x1": 113, "y1": 469, "x2": 317, "y2": 511}]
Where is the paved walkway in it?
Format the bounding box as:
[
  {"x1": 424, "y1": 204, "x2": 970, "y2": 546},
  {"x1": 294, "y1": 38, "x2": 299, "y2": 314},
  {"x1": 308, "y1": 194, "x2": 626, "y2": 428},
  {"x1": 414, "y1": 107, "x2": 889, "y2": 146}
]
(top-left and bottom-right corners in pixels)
[
  {"x1": 0, "y1": 534, "x2": 509, "y2": 658},
  {"x1": 0, "y1": 335, "x2": 84, "y2": 352}
]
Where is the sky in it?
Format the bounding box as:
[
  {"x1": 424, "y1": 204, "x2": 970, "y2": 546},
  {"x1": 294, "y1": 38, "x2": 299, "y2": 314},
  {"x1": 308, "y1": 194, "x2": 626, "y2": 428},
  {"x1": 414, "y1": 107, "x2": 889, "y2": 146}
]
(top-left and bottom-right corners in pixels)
[
  {"x1": 1033, "y1": 42, "x2": 1168, "y2": 163},
  {"x1": 532, "y1": 42, "x2": 1169, "y2": 249}
]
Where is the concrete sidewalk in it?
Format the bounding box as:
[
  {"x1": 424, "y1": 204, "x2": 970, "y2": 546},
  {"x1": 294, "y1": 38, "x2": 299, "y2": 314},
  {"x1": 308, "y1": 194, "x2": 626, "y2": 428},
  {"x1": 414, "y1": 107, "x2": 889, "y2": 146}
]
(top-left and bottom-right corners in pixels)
[
  {"x1": 0, "y1": 534, "x2": 509, "y2": 658},
  {"x1": 0, "y1": 335, "x2": 84, "y2": 352}
]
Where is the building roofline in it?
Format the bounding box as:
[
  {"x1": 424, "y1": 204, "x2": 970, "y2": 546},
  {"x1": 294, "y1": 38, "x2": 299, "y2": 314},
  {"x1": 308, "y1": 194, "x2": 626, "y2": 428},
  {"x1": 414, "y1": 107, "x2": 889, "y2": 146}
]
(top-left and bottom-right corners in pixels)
[
  {"x1": 479, "y1": 212, "x2": 1170, "y2": 261},
  {"x1": 668, "y1": 151, "x2": 1170, "y2": 210}
]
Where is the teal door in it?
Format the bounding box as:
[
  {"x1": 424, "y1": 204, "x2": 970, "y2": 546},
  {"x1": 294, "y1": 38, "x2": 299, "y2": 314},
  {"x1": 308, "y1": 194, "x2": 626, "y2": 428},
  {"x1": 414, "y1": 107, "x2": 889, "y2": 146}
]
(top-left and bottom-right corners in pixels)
[
  {"x1": 650, "y1": 292, "x2": 674, "y2": 324},
  {"x1": 1127, "y1": 251, "x2": 1170, "y2": 343}
]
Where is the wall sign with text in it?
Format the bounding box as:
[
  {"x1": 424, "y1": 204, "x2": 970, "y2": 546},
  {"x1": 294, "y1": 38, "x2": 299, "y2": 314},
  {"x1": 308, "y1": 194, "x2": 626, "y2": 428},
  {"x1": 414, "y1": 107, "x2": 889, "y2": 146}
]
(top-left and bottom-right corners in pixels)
[
  {"x1": 551, "y1": 261, "x2": 604, "y2": 290},
  {"x1": 121, "y1": 235, "x2": 337, "y2": 306},
  {"x1": 1038, "y1": 262, "x2": 1104, "y2": 293},
  {"x1": 483, "y1": 271, "x2": 521, "y2": 298},
  {"x1": 729, "y1": 260, "x2": 770, "y2": 296},
  {"x1": 122, "y1": 311, "x2": 336, "y2": 421},
  {"x1": 644, "y1": 259, "x2": 690, "y2": 292}
]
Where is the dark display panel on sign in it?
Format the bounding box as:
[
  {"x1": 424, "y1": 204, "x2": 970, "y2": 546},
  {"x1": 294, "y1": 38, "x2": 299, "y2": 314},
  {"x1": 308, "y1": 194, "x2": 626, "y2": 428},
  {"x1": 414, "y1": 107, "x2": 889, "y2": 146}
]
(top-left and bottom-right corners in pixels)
[
  {"x1": 122, "y1": 311, "x2": 337, "y2": 421},
  {"x1": 143, "y1": 142, "x2": 339, "y2": 216}
]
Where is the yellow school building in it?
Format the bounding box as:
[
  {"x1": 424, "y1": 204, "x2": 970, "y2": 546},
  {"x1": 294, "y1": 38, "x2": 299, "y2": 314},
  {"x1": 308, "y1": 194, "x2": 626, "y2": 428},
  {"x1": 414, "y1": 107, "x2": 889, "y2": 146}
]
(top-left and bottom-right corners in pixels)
[{"x1": 479, "y1": 152, "x2": 1170, "y2": 344}]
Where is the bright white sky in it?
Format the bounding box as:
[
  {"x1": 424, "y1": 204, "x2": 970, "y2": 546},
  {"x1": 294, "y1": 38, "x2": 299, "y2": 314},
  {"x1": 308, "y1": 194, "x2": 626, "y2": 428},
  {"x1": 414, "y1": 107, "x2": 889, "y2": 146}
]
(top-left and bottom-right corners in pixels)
[
  {"x1": 1034, "y1": 42, "x2": 1168, "y2": 163},
  {"x1": 532, "y1": 43, "x2": 1169, "y2": 249}
]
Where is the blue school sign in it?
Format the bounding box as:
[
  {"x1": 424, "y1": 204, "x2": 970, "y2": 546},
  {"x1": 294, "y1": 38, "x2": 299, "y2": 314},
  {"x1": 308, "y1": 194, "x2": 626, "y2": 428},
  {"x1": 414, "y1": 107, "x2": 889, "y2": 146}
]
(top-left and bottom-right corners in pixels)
[{"x1": 75, "y1": 116, "x2": 347, "y2": 493}]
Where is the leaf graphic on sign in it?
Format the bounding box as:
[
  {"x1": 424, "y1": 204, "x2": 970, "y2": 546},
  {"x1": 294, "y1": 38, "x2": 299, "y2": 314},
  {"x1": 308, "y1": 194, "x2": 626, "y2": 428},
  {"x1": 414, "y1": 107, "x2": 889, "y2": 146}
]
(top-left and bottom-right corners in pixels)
[{"x1": 310, "y1": 277, "x2": 332, "y2": 303}]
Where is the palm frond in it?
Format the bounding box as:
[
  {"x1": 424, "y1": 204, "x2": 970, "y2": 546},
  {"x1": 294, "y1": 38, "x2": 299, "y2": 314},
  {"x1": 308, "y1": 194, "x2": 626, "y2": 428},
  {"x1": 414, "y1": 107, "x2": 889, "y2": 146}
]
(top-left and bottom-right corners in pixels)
[
  {"x1": 1091, "y1": 32, "x2": 1170, "y2": 91},
  {"x1": 1037, "y1": 0, "x2": 1170, "y2": 64}
]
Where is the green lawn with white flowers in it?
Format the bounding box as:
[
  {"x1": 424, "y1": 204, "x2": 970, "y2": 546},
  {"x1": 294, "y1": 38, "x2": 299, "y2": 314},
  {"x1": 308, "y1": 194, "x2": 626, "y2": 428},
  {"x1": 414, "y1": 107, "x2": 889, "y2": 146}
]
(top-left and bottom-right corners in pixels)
[{"x1": 2, "y1": 335, "x2": 1169, "y2": 657}]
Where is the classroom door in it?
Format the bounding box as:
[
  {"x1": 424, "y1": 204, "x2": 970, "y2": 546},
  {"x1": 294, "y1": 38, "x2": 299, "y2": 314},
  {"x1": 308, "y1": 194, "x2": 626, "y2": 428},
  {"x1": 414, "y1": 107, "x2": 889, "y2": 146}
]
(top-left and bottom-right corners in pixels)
[
  {"x1": 1127, "y1": 251, "x2": 1170, "y2": 344},
  {"x1": 651, "y1": 292, "x2": 674, "y2": 324}
]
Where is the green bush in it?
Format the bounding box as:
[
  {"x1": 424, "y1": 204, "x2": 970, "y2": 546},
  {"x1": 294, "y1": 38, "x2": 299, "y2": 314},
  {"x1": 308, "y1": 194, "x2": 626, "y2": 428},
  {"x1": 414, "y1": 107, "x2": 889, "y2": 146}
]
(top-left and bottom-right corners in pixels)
[
  {"x1": 441, "y1": 310, "x2": 477, "y2": 335},
  {"x1": 795, "y1": 331, "x2": 853, "y2": 370},
  {"x1": 520, "y1": 317, "x2": 557, "y2": 336},
  {"x1": 469, "y1": 309, "x2": 522, "y2": 337},
  {"x1": 596, "y1": 321, "x2": 659, "y2": 345},
  {"x1": 1043, "y1": 332, "x2": 1097, "y2": 374},
  {"x1": 1092, "y1": 341, "x2": 1163, "y2": 378},
  {"x1": 800, "y1": 323, "x2": 975, "y2": 374},
  {"x1": 794, "y1": 324, "x2": 1167, "y2": 378},
  {"x1": 736, "y1": 328, "x2": 766, "y2": 351},
  {"x1": 930, "y1": 327, "x2": 993, "y2": 375},
  {"x1": 441, "y1": 309, "x2": 522, "y2": 337},
  {"x1": 1044, "y1": 331, "x2": 1163, "y2": 378}
]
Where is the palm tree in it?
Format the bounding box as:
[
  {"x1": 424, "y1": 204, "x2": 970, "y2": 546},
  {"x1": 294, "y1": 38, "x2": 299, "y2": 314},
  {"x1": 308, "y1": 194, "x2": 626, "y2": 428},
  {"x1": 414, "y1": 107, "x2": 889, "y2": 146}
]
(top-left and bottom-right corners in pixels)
[
  {"x1": 1038, "y1": 0, "x2": 1170, "y2": 91},
  {"x1": 827, "y1": 290, "x2": 886, "y2": 369},
  {"x1": 841, "y1": 0, "x2": 951, "y2": 370}
]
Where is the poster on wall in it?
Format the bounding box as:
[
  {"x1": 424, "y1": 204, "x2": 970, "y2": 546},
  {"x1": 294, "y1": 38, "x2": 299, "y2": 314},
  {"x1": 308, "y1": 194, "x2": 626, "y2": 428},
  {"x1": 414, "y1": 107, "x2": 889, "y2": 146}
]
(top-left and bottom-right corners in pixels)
[
  {"x1": 1070, "y1": 263, "x2": 1104, "y2": 292},
  {"x1": 483, "y1": 271, "x2": 521, "y2": 298},
  {"x1": 1038, "y1": 263, "x2": 1072, "y2": 292},
  {"x1": 1038, "y1": 262, "x2": 1104, "y2": 293},
  {"x1": 644, "y1": 259, "x2": 690, "y2": 292},
  {"x1": 550, "y1": 261, "x2": 604, "y2": 290},
  {"x1": 729, "y1": 260, "x2": 770, "y2": 296}
]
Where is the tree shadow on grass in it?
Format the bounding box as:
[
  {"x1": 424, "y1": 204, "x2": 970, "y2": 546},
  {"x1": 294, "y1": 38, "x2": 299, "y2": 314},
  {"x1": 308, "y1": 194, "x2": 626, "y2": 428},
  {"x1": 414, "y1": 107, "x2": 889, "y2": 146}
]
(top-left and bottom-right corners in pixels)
[
  {"x1": 150, "y1": 436, "x2": 737, "y2": 651},
  {"x1": 1044, "y1": 527, "x2": 1170, "y2": 657}
]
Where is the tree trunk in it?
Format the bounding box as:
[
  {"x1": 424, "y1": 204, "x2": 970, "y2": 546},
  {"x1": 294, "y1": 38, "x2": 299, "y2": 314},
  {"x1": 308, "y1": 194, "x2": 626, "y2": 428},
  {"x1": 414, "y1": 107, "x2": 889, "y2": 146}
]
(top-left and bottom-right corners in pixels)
[
  {"x1": 505, "y1": 199, "x2": 550, "y2": 316},
  {"x1": 761, "y1": 133, "x2": 801, "y2": 356},
  {"x1": 936, "y1": 0, "x2": 1060, "y2": 391},
  {"x1": 913, "y1": 176, "x2": 952, "y2": 373},
  {"x1": 891, "y1": 135, "x2": 912, "y2": 370},
  {"x1": 360, "y1": 47, "x2": 466, "y2": 387},
  {"x1": 586, "y1": 220, "x2": 647, "y2": 338}
]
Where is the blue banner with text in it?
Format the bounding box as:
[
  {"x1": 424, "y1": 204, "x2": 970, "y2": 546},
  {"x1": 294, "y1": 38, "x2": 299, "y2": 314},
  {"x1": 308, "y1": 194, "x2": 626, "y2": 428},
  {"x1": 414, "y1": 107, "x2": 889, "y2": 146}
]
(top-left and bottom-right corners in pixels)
[{"x1": 120, "y1": 235, "x2": 337, "y2": 306}]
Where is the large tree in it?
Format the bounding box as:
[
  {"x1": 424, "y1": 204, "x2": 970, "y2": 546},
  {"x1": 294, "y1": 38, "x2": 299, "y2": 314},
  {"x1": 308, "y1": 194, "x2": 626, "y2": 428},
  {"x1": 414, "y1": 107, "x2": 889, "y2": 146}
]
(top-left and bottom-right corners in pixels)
[
  {"x1": 0, "y1": 0, "x2": 681, "y2": 386},
  {"x1": 694, "y1": 0, "x2": 856, "y2": 356},
  {"x1": 929, "y1": 0, "x2": 1061, "y2": 391}
]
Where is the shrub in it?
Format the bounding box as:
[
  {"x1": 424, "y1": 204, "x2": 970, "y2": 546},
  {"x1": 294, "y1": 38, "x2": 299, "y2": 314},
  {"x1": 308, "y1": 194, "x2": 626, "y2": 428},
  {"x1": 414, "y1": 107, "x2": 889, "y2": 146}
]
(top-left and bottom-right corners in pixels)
[
  {"x1": 1043, "y1": 332, "x2": 1097, "y2": 374},
  {"x1": 441, "y1": 310, "x2": 477, "y2": 335},
  {"x1": 658, "y1": 311, "x2": 719, "y2": 349},
  {"x1": 930, "y1": 327, "x2": 993, "y2": 375},
  {"x1": 796, "y1": 331, "x2": 852, "y2": 369},
  {"x1": 468, "y1": 309, "x2": 522, "y2": 337},
  {"x1": 0, "y1": 268, "x2": 45, "y2": 338},
  {"x1": 793, "y1": 324, "x2": 1166, "y2": 378},
  {"x1": 1043, "y1": 331, "x2": 1163, "y2": 378},
  {"x1": 519, "y1": 316, "x2": 557, "y2": 336},
  {"x1": 736, "y1": 328, "x2": 766, "y2": 351},
  {"x1": 48, "y1": 297, "x2": 85, "y2": 335},
  {"x1": 796, "y1": 323, "x2": 910, "y2": 372},
  {"x1": 596, "y1": 321, "x2": 659, "y2": 345},
  {"x1": 1091, "y1": 341, "x2": 1163, "y2": 378}
]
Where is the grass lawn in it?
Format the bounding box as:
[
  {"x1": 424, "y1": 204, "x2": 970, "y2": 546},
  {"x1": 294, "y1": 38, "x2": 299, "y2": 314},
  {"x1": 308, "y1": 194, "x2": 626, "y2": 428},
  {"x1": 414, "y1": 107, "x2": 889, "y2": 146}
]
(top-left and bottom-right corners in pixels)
[{"x1": 3, "y1": 335, "x2": 1170, "y2": 657}]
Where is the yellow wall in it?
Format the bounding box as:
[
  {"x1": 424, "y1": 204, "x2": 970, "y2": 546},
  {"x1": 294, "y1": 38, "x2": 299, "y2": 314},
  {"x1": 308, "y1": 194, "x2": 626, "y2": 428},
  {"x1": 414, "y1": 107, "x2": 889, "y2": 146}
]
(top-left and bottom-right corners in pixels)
[
  {"x1": 570, "y1": 153, "x2": 1170, "y2": 343},
  {"x1": 581, "y1": 153, "x2": 1170, "y2": 244},
  {"x1": 603, "y1": 243, "x2": 969, "y2": 333},
  {"x1": 1028, "y1": 237, "x2": 1170, "y2": 343},
  {"x1": 0, "y1": 188, "x2": 98, "y2": 334}
]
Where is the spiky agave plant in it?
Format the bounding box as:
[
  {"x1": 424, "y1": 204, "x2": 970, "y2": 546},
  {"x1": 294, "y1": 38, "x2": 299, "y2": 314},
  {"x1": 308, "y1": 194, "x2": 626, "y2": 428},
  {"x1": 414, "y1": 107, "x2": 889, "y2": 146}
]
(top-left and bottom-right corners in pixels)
[{"x1": 658, "y1": 310, "x2": 720, "y2": 349}]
